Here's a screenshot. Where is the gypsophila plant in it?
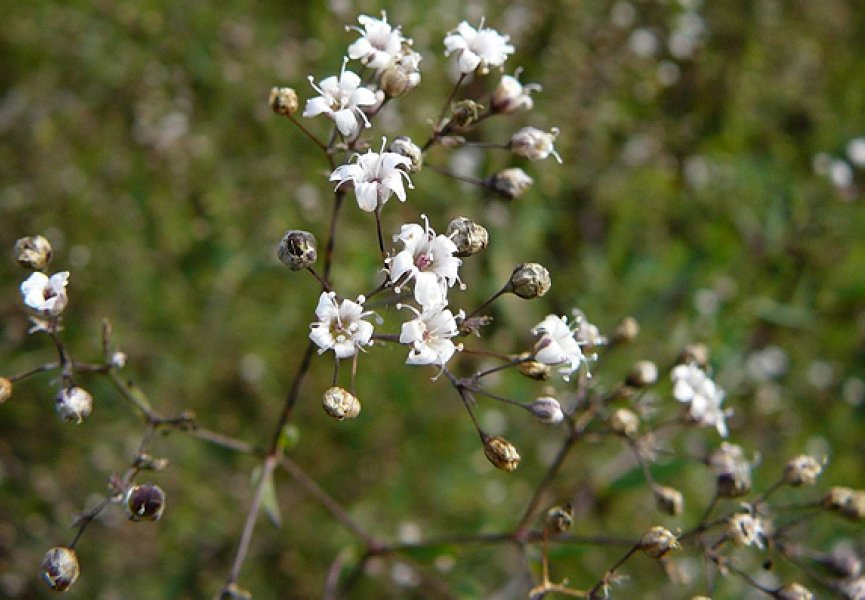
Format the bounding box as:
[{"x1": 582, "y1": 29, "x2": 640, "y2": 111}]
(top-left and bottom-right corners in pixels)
[{"x1": 3, "y1": 9, "x2": 863, "y2": 600}]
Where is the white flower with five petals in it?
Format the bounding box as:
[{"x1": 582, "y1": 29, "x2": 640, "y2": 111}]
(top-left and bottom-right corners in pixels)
[
  {"x1": 309, "y1": 291, "x2": 374, "y2": 359},
  {"x1": 671, "y1": 363, "x2": 730, "y2": 437},
  {"x1": 388, "y1": 218, "x2": 462, "y2": 308},
  {"x1": 303, "y1": 61, "x2": 377, "y2": 138},
  {"x1": 330, "y1": 140, "x2": 414, "y2": 212},
  {"x1": 531, "y1": 314, "x2": 587, "y2": 381},
  {"x1": 347, "y1": 13, "x2": 407, "y2": 70},
  {"x1": 20, "y1": 271, "x2": 70, "y2": 316},
  {"x1": 444, "y1": 20, "x2": 515, "y2": 75},
  {"x1": 399, "y1": 304, "x2": 463, "y2": 366}
]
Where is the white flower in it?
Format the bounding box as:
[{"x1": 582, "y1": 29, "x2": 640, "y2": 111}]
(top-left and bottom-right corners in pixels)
[
  {"x1": 309, "y1": 291, "x2": 374, "y2": 359},
  {"x1": 347, "y1": 13, "x2": 407, "y2": 70},
  {"x1": 491, "y1": 71, "x2": 541, "y2": 114},
  {"x1": 330, "y1": 140, "x2": 414, "y2": 212},
  {"x1": 531, "y1": 314, "x2": 587, "y2": 381},
  {"x1": 388, "y1": 217, "x2": 462, "y2": 308},
  {"x1": 671, "y1": 363, "x2": 730, "y2": 437},
  {"x1": 510, "y1": 127, "x2": 562, "y2": 163},
  {"x1": 20, "y1": 271, "x2": 70, "y2": 316},
  {"x1": 303, "y1": 61, "x2": 378, "y2": 138},
  {"x1": 399, "y1": 304, "x2": 462, "y2": 366},
  {"x1": 444, "y1": 20, "x2": 515, "y2": 75}
]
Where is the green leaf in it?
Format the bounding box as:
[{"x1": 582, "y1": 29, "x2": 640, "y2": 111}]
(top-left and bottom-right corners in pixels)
[{"x1": 251, "y1": 466, "x2": 281, "y2": 528}]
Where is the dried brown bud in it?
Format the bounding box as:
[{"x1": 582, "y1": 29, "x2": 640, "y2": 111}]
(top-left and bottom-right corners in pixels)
[
  {"x1": 823, "y1": 487, "x2": 865, "y2": 521},
  {"x1": 608, "y1": 408, "x2": 640, "y2": 438},
  {"x1": 448, "y1": 100, "x2": 484, "y2": 130},
  {"x1": 379, "y1": 51, "x2": 421, "y2": 98},
  {"x1": 515, "y1": 352, "x2": 551, "y2": 380},
  {"x1": 655, "y1": 486, "x2": 684, "y2": 516},
  {"x1": 277, "y1": 230, "x2": 317, "y2": 271},
  {"x1": 446, "y1": 217, "x2": 489, "y2": 257},
  {"x1": 678, "y1": 343, "x2": 710, "y2": 368},
  {"x1": 485, "y1": 168, "x2": 534, "y2": 200},
  {"x1": 55, "y1": 387, "x2": 93, "y2": 424},
  {"x1": 610, "y1": 316, "x2": 640, "y2": 344},
  {"x1": 322, "y1": 386, "x2": 361, "y2": 420},
  {"x1": 783, "y1": 455, "x2": 823, "y2": 487},
  {"x1": 483, "y1": 436, "x2": 521, "y2": 472},
  {"x1": 544, "y1": 503, "x2": 574, "y2": 535},
  {"x1": 126, "y1": 483, "x2": 166, "y2": 521},
  {"x1": 507, "y1": 263, "x2": 551, "y2": 299},
  {"x1": 776, "y1": 583, "x2": 815, "y2": 600},
  {"x1": 640, "y1": 526, "x2": 680, "y2": 558},
  {"x1": 41, "y1": 546, "x2": 80, "y2": 592},
  {"x1": 388, "y1": 136, "x2": 423, "y2": 173},
  {"x1": 530, "y1": 396, "x2": 564, "y2": 424},
  {"x1": 626, "y1": 360, "x2": 659, "y2": 387},
  {"x1": 14, "y1": 235, "x2": 53, "y2": 270},
  {"x1": 269, "y1": 86, "x2": 299, "y2": 116},
  {"x1": 0, "y1": 377, "x2": 11, "y2": 404},
  {"x1": 708, "y1": 442, "x2": 752, "y2": 498}
]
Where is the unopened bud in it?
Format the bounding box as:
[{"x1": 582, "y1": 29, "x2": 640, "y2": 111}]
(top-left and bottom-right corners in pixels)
[
  {"x1": 491, "y1": 73, "x2": 540, "y2": 114},
  {"x1": 485, "y1": 168, "x2": 534, "y2": 200},
  {"x1": 610, "y1": 316, "x2": 640, "y2": 344},
  {"x1": 654, "y1": 486, "x2": 684, "y2": 516},
  {"x1": 0, "y1": 377, "x2": 11, "y2": 403},
  {"x1": 776, "y1": 583, "x2": 815, "y2": 600},
  {"x1": 823, "y1": 487, "x2": 865, "y2": 521},
  {"x1": 544, "y1": 503, "x2": 574, "y2": 535},
  {"x1": 269, "y1": 86, "x2": 299, "y2": 116},
  {"x1": 530, "y1": 396, "x2": 564, "y2": 424},
  {"x1": 322, "y1": 386, "x2": 361, "y2": 420},
  {"x1": 821, "y1": 545, "x2": 862, "y2": 579},
  {"x1": 379, "y1": 51, "x2": 421, "y2": 98},
  {"x1": 678, "y1": 343, "x2": 710, "y2": 368},
  {"x1": 509, "y1": 127, "x2": 562, "y2": 162},
  {"x1": 507, "y1": 263, "x2": 551, "y2": 299},
  {"x1": 388, "y1": 136, "x2": 423, "y2": 173},
  {"x1": 15, "y1": 235, "x2": 53, "y2": 270},
  {"x1": 448, "y1": 100, "x2": 484, "y2": 130},
  {"x1": 110, "y1": 351, "x2": 127, "y2": 369},
  {"x1": 727, "y1": 512, "x2": 767, "y2": 548},
  {"x1": 608, "y1": 408, "x2": 640, "y2": 437},
  {"x1": 783, "y1": 455, "x2": 823, "y2": 487},
  {"x1": 55, "y1": 387, "x2": 93, "y2": 424},
  {"x1": 277, "y1": 230, "x2": 317, "y2": 271},
  {"x1": 839, "y1": 577, "x2": 865, "y2": 600},
  {"x1": 40, "y1": 546, "x2": 80, "y2": 592},
  {"x1": 515, "y1": 352, "x2": 551, "y2": 380},
  {"x1": 708, "y1": 442, "x2": 752, "y2": 498},
  {"x1": 126, "y1": 483, "x2": 166, "y2": 521},
  {"x1": 626, "y1": 360, "x2": 659, "y2": 387},
  {"x1": 446, "y1": 217, "x2": 488, "y2": 257},
  {"x1": 483, "y1": 436, "x2": 521, "y2": 472},
  {"x1": 640, "y1": 526, "x2": 680, "y2": 558}
]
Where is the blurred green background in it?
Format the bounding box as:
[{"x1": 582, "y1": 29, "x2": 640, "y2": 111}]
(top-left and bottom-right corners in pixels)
[{"x1": 1, "y1": 0, "x2": 864, "y2": 598}]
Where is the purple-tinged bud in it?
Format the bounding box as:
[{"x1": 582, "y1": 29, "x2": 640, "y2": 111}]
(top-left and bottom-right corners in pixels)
[
  {"x1": 126, "y1": 483, "x2": 166, "y2": 521},
  {"x1": 40, "y1": 546, "x2": 79, "y2": 591},
  {"x1": 530, "y1": 396, "x2": 564, "y2": 424}
]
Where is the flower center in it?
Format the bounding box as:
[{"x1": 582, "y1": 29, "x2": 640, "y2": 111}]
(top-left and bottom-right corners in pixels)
[{"x1": 415, "y1": 252, "x2": 432, "y2": 270}]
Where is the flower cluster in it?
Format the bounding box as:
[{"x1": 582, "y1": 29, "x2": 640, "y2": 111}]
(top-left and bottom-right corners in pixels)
[{"x1": 671, "y1": 362, "x2": 730, "y2": 437}]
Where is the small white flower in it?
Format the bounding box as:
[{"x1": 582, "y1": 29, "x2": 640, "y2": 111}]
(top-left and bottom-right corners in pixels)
[
  {"x1": 510, "y1": 127, "x2": 562, "y2": 163},
  {"x1": 330, "y1": 139, "x2": 414, "y2": 212},
  {"x1": 20, "y1": 271, "x2": 70, "y2": 316},
  {"x1": 388, "y1": 217, "x2": 462, "y2": 308},
  {"x1": 491, "y1": 71, "x2": 541, "y2": 114},
  {"x1": 671, "y1": 363, "x2": 730, "y2": 437},
  {"x1": 303, "y1": 61, "x2": 378, "y2": 138},
  {"x1": 847, "y1": 137, "x2": 865, "y2": 167},
  {"x1": 347, "y1": 12, "x2": 407, "y2": 70},
  {"x1": 399, "y1": 304, "x2": 462, "y2": 366},
  {"x1": 444, "y1": 20, "x2": 515, "y2": 75},
  {"x1": 531, "y1": 314, "x2": 587, "y2": 381},
  {"x1": 56, "y1": 386, "x2": 93, "y2": 423},
  {"x1": 309, "y1": 291, "x2": 374, "y2": 359}
]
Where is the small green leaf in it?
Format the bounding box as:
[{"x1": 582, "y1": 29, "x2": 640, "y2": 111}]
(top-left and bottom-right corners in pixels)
[
  {"x1": 251, "y1": 466, "x2": 281, "y2": 528},
  {"x1": 278, "y1": 424, "x2": 301, "y2": 451}
]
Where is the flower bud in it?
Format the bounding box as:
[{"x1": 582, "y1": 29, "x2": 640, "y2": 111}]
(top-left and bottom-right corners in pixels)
[
  {"x1": 269, "y1": 86, "x2": 299, "y2": 116},
  {"x1": 15, "y1": 235, "x2": 53, "y2": 270},
  {"x1": 126, "y1": 483, "x2": 166, "y2": 521},
  {"x1": 507, "y1": 263, "x2": 551, "y2": 299},
  {"x1": 823, "y1": 487, "x2": 865, "y2": 521},
  {"x1": 491, "y1": 73, "x2": 541, "y2": 114},
  {"x1": 388, "y1": 136, "x2": 423, "y2": 173},
  {"x1": 783, "y1": 455, "x2": 823, "y2": 487},
  {"x1": 654, "y1": 485, "x2": 684, "y2": 516},
  {"x1": 821, "y1": 545, "x2": 862, "y2": 579},
  {"x1": 485, "y1": 168, "x2": 534, "y2": 200},
  {"x1": 678, "y1": 343, "x2": 709, "y2": 368},
  {"x1": 530, "y1": 396, "x2": 564, "y2": 424},
  {"x1": 40, "y1": 546, "x2": 80, "y2": 591},
  {"x1": 543, "y1": 503, "x2": 573, "y2": 535},
  {"x1": 727, "y1": 512, "x2": 767, "y2": 548},
  {"x1": 776, "y1": 583, "x2": 815, "y2": 600},
  {"x1": 708, "y1": 442, "x2": 752, "y2": 498},
  {"x1": 379, "y1": 51, "x2": 421, "y2": 98},
  {"x1": 110, "y1": 351, "x2": 128, "y2": 369},
  {"x1": 448, "y1": 100, "x2": 484, "y2": 130},
  {"x1": 446, "y1": 217, "x2": 489, "y2": 257},
  {"x1": 640, "y1": 526, "x2": 680, "y2": 558},
  {"x1": 277, "y1": 230, "x2": 317, "y2": 271},
  {"x1": 610, "y1": 316, "x2": 640, "y2": 344},
  {"x1": 608, "y1": 408, "x2": 640, "y2": 438},
  {"x1": 483, "y1": 436, "x2": 521, "y2": 472},
  {"x1": 55, "y1": 386, "x2": 93, "y2": 424},
  {"x1": 509, "y1": 127, "x2": 562, "y2": 162},
  {"x1": 515, "y1": 352, "x2": 551, "y2": 380},
  {"x1": 838, "y1": 576, "x2": 865, "y2": 600},
  {"x1": 0, "y1": 377, "x2": 11, "y2": 403},
  {"x1": 322, "y1": 386, "x2": 361, "y2": 420},
  {"x1": 626, "y1": 360, "x2": 659, "y2": 388}
]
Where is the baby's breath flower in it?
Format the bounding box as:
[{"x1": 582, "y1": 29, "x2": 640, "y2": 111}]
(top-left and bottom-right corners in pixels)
[
  {"x1": 509, "y1": 127, "x2": 562, "y2": 163},
  {"x1": 485, "y1": 167, "x2": 534, "y2": 200},
  {"x1": 346, "y1": 12, "x2": 408, "y2": 70},
  {"x1": 708, "y1": 442, "x2": 752, "y2": 497},
  {"x1": 389, "y1": 217, "x2": 462, "y2": 308},
  {"x1": 627, "y1": 360, "x2": 659, "y2": 387},
  {"x1": 303, "y1": 61, "x2": 377, "y2": 138},
  {"x1": 309, "y1": 292, "x2": 374, "y2": 359},
  {"x1": 330, "y1": 140, "x2": 414, "y2": 212},
  {"x1": 380, "y1": 50, "x2": 422, "y2": 98},
  {"x1": 640, "y1": 526, "x2": 680, "y2": 558},
  {"x1": 56, "y1": 386, "x2": 93, "y2": 423},
  {"x1": 530, "y1": 396, "x2": 564, "y2": 424},
  {"x1": 322, "y1": 386, "x2": 361, "y2": 420},
  {"x1": 823, "y1": 487, "x2": 865, "y2": 521},
  {"x1": 491, "y1": 71, "x2": 541, "y2": 114},
  {"x1": 14, "y1": 235, "x2": 53, "y2": 270},
  {"x1": 608, "y1": 408, "x2": 640, "y2": 437},
  {"x1": 671, "y1": 363, "x2": 730, "y2": 438},
  {"x1": 776, "y1": 583, "x2": 815, "y2": 600},
  {"x1": 398, "y1": 304, "x2": 462, "y2": 367},
  {"x1": 388, "y1": 136, "x2": 423, "y2": 173},
  {"x1": 444, "y1": 20, "x2": 514, "y2": 75},
  {"x1": 727, "y1": 511, "x2": 768, "y2": 549},
  {"x1": 655, "y1": 486, "x2": 684, "y2": 516},
  {"x1": 784, "y1": 455, "x2": 823, "y2": 487},
  {"x1": 20, "y1": 271, "x2": 70, "y2": 317},
  {"x1": 531, "y1": 314, "x2": 588, "y2": 381}
]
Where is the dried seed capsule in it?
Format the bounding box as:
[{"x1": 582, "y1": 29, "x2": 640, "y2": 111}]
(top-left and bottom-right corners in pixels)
[
  {"x1": 640, "y1": 526, "x2": 680, "y2": 558},
  {"x1": 277, "y1": 230, "x2": 317, "y2": 271},
  {"x1": 544, "y1": 503, "x2": 573, "y2": 535},
  {"x1": 783, "y1": 455, "x2": 823, "y2": 487},
  {"x1": 507, "y1": 263, "x2": 551, "y2": 299},
  {"x1": 322, "y1": 386, "x2": 361, "y2": 420},
  {"x1": 610, "y1": 316, "x2": 640, "y2": 344},
  {"x1": 448, "y1": 100, "x2": 484, "y2": 130},
  {"x1": 55, "y1": 387, "x2": 93, "y2": 424},
  {"x1": 126, "y1": 483, "x2": 166, "y2": 521},
  {"x1": 269, "y1": 87, "x2": 299, "y2": 116},
  {"x1": 15, "y1": 235, "x2": 53, "y2": 270},
  {"x1": 776, "y1": 583, "x2": 815, "y2": 600},
  {"x1": 446, "y1": 217, "x2": 488, "y2": 257},
  {"x1": 608, "y1": 408, "x2": 640, "y2": 438},
  {"x1": 509, "y1": 127, "x2": 561, "y2": 162},
  {"x1": 483, "y1": 436, "x2": 520, "y2": 472},
  {"x1": 654, "y1": 486, "x2": 684, "y2": 516},
  {"x1": 823, "y1": 487, "x2": 865, "y2": 521},
  {"x1": 626, "y1": 360, "x2": 659, "y2": 387},
  {"x1": 708, "y1": 442, "x2": 752, "y2": 498},
  {"x1": 0, "y1": 377, "x2": 11, "y2": 403},
  {"x1": 727, "y1": 512, "x2": 767, "y2": 548},
  {"x1": 388, "y1": 136, "x2": 423, "y2": 173},
  {"x1": 530, "y1": 396, "x2": 564, "y2": 424},
  {"x1": 515, "y1": 352, "x2": 551, "y2": 380},
  {"x1": 40, "y1": 546, "x2": 79, "y2": 591},
  {"x1": 485, "y1": 168, "x2": 533, "y2": 200}
]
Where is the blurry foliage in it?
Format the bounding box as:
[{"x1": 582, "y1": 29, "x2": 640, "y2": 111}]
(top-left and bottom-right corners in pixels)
[{"x1": 1, "y1": 0, "x2": 863, "y2": 598}]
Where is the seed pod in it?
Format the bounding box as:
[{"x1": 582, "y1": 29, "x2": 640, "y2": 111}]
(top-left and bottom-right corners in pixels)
[
  {"x1": 485, "y1": 168, "x2": 533, "y2": 200},
  {"x1": 277, "y1": 230, "x2": 317, "y2": 271},
  {"x1": 654, "y1": 486, "x2": 684, "y2": 516},
  {"x1": 543, "y1": 503, "x2": 573, "y2": 535},
  {"x1": 0, "y1": 377, "x2": 11, "y2": 404},
  {"x1": 783, "y1": 455, "x2": 823, "y2": 487},
  {"x1": 55, "y1": 387, "x2": 93, "y2": 424},
  {"x1": 820, "y1": 545, "x2": 862, "y2": 579},
  {"x1": 708, "y1": 442, "x2": 752, "y2": 498},
  {"x1": 15, "y1": 235, "x2": 53, "y2": 270},
  {"x1": 507, "y1": 263, "x2": 551, "y2": 299},
  {"x1": 823, "y1": 487, "x2": 865, "y2": 521},
  {"x1": 126, "y1": 483, "x2": 166, "y2": 521},
  {"x1": 640, "y1": 526, "x2": 680, "y2": 558},
  {"x1": 608, "y1": 408, "x2": 640, "y2": 438},
  {"x1": 610, "y1": 316, "x2": 640, "y2": 344},
  {"x1": 388, "y1": 136, "x2": 423, "y2": 173},
  {"x1": 446, "y1": 217, "x2": 488, "y2": 257},
  {"x1": 322, "y1": 386, "x2": 361, "y2": 420},
  {"x1": 483, "y1": 436, "x2": 520, "y2": 472},
  {"x1": 776, "y1": 583, "x2": 815, "y2": 600},
  {"x1": 626, "y1": 360, "x2": 659, "y2": 387},
  {"x1": 448, "y1": 100, "x2": 484, "y2": 130},
  {"x1": 269, "y1": 87, "x2": 299, "y2": 116},
  {"x1": 40, "y1": 546, "x2": 79, "y2": 591}
]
